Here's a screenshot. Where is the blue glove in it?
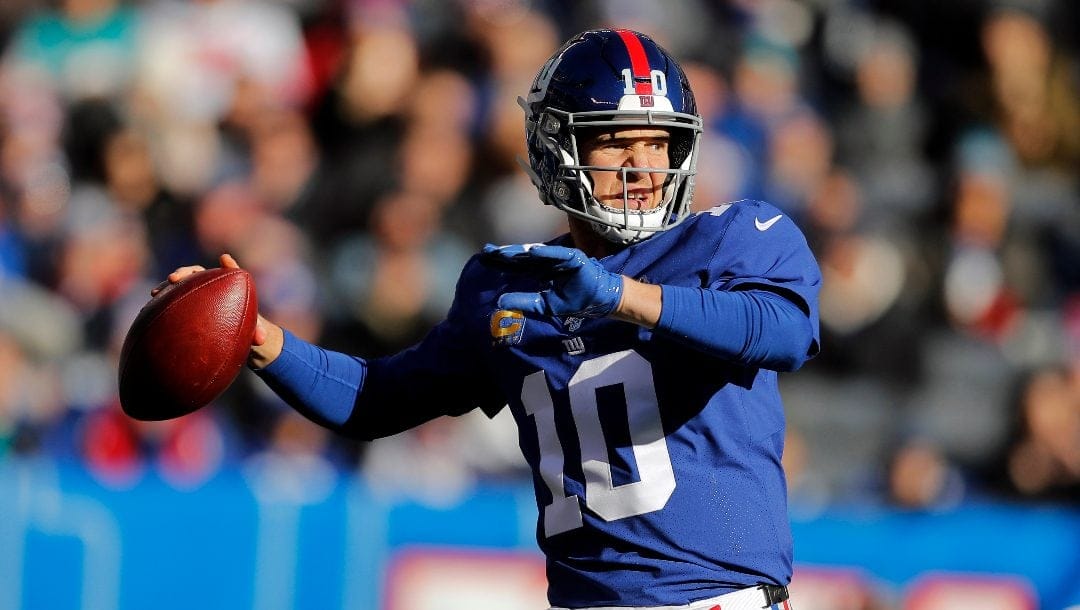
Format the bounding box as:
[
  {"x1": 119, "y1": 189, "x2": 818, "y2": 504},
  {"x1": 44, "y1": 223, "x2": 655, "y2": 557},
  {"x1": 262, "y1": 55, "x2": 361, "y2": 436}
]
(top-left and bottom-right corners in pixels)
[{"x1": 479, "y1": 243, "x2": 624, "y2": 317}]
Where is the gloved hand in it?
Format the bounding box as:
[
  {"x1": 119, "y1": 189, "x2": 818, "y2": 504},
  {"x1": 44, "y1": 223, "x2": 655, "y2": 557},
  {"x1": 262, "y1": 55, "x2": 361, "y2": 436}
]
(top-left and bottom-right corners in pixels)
[{"x1": 479, "y1": 244, "x2": 623, "y2": 317}]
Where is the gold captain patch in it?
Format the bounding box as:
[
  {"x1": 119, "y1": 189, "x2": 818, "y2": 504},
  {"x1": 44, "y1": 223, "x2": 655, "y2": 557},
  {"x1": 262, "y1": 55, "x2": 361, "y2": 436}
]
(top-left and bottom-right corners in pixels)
[{"x1": 490, "y1": 309, "x2": 525, "y2": 346}]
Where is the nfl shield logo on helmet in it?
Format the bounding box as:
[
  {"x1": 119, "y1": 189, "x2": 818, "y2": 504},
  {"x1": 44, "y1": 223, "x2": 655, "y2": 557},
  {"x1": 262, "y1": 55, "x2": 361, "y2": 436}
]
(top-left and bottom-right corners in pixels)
[{"x1": 490, "y1": 309, "x2": 526, "y2": 346}]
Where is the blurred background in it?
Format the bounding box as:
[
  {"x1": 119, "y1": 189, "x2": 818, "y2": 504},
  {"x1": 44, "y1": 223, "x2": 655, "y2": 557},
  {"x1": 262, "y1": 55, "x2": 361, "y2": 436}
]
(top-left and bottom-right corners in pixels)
[{"x1": 0, "y1": 0, "x2": 1078, "y2": 608}]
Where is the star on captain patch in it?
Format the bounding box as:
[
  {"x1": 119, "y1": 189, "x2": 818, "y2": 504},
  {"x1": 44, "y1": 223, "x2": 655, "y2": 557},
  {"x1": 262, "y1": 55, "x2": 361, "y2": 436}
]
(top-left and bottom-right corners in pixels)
[{"x1": 490, "y1": 309, "x2": 525, "y2": 346}]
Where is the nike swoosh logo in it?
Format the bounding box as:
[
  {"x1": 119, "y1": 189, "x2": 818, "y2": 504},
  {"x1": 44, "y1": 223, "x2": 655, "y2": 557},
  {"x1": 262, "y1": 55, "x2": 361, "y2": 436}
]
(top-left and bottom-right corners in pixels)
[{"x1": 755, "y1": 214, "x2": 783, "y2": 231}]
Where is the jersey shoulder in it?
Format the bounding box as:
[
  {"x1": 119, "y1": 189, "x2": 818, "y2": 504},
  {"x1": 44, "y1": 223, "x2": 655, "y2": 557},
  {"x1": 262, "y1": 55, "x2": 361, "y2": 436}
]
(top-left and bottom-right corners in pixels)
[
  {"x1": 683, "y1": 200, "x2": 819, "y2": 284},
  {"x1": 688, "y1": 199, "x2": 810, "y2": 252},
  {"x1": 688, "y1": 199, "x2": 790, "y2": 233}
]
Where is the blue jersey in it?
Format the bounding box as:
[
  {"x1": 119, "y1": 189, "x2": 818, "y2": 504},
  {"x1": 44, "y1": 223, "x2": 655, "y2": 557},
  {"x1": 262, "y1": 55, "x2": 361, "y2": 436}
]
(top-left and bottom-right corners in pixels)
[{"x1": 360, "y1": 200, "x2": 821, "y2": 607}]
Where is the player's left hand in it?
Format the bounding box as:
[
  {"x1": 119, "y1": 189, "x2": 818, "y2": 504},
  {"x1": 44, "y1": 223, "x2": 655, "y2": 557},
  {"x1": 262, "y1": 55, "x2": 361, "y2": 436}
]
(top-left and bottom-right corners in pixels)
[{"x1": 480, "y1": 243, "x2": 623, "y2": 317}]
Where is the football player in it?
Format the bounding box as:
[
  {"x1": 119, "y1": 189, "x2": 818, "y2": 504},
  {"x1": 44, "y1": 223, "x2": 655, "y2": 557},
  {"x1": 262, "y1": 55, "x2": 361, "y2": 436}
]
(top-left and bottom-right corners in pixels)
[{"x1": 166, "y1": 29, "x2": 818, "y2": 610}]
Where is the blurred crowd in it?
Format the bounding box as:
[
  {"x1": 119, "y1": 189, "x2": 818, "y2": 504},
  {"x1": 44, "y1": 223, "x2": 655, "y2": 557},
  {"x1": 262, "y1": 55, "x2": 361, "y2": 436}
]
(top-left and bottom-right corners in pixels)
[{"x1": 0, "y1": 0, "x2": 1077, "y2": 509}]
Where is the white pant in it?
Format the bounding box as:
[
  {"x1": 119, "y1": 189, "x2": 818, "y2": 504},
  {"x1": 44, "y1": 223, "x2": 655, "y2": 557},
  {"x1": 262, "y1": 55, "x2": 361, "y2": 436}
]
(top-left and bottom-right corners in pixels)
[{"x1": 550, "y1": 585, "x2": 792, "y2": 610}]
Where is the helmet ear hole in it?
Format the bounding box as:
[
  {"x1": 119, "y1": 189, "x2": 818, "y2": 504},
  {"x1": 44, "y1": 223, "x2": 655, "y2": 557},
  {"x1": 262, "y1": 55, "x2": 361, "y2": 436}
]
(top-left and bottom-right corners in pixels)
[{"x1": 542, "y1": 115, "x2": 561, "y2": 134}]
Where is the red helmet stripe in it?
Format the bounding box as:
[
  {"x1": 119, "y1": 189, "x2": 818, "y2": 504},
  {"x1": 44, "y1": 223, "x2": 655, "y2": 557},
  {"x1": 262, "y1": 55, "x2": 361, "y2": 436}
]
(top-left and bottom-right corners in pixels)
[{"x1": 614, "y1": 29, "x2": 653, "y2": 94}]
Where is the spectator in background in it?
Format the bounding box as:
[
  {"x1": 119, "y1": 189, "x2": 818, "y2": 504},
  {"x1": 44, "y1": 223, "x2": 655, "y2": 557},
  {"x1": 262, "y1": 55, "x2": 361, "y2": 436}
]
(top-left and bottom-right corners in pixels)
[
  {"x1": 105, "y1": 124, "x2": 201, "y2": 278},
  {"x1": 54, "y1": 99, "x2": 151, "y2": 352},
  {"x1": 293, "y1": 0, "x2": 430, "y2": 248},
  {"x1": 976, "y1": 7, "x2": 1080, "y2": 173},
  {"x1": 999, "y1": 366, "x2": 1080, "y2": 500},
  {"x1": 132, "y1": 0, "x2": 312, "y2": 196},
  {"x1": 766, "y1": 109, "x2": 834, "y2": 218},
  {"x1": 834, "y1": 17, "x2": 935, "y2": 232},
  {"x1": 80, "y1": 401, "x2": 228, "y2": 489},
  {"x1": 324, "y1": 190, "x2": 472, "y2": 355},
  {"x1": 885, "y1": 437, "x2": 967, "y2": 511},
  {"x1": 953, "y1": 6, "x2": 1080, "y2": 307},
  {"x1": 472, "y1": 12, "x2": 568, "y2": 244},
  {"x1": 0, "y1": 312, "x2": 79, "y2": 460},
  {"x1": 2, "y1": 0, "x2": 139, "y2": 102},
  {"x1": 396, "y1": 122, "x2": 477, "y2": 236}
]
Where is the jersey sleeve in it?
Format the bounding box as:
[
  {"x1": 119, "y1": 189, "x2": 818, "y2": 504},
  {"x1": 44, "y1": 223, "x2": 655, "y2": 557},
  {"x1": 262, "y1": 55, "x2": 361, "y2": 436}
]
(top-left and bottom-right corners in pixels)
[
  {"x1": 702, "y1": 200, "x2": 822, "y2": 356},
  {"x1": 339, "y1": 256, "x2": 507, "y2": 440}
]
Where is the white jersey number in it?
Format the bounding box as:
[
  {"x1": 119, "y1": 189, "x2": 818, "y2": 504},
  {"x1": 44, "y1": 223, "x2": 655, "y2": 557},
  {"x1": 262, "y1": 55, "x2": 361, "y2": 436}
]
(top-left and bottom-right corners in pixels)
[
  {"x1": 521, "y1": 350, "x2": 676, "y2": 537},
  {"x1": 620, "y1": 68, "x2": 669, "y2": 96}
]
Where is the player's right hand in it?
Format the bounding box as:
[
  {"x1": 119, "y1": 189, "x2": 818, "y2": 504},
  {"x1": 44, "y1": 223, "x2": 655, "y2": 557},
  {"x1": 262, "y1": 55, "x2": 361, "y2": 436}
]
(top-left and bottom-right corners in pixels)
[{"x1": 151, "y1": 254, "x2": 282, "y2": 364}]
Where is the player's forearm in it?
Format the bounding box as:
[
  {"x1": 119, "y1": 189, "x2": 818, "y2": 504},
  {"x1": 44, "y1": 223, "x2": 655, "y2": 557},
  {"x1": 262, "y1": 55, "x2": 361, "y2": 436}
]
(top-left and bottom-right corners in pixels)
[
  {"x1": 653, "y1": 286, "x2": 816, "y2": 371},
  {"x1": 253, "y1": 329, "x2": 474, "y2": 441},
  {"x1": 253, "y1": 329, "x2": 367, "y2": 430},
  {"x1": 611, "y1": 277, "x2": 662, "y2": 328}
]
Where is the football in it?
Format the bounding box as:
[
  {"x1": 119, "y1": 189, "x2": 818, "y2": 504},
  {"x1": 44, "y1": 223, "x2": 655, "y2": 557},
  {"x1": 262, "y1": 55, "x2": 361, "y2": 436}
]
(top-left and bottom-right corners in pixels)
[{"x1": 118, "y1": 267, "x2": 258, "y2": 421}]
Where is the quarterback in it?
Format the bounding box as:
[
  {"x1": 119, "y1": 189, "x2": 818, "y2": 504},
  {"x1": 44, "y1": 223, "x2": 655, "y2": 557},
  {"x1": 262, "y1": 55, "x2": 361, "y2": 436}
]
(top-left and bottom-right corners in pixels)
[{"x1": 164, "y1": 29, "x2": 819, "y2": 610}]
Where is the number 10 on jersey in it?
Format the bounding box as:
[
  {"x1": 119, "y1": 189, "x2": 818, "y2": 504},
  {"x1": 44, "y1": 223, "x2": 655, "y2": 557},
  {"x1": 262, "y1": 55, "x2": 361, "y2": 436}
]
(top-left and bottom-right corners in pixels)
[{"x1": 521, "y1": 350, "x2": 677, "y2": 537}]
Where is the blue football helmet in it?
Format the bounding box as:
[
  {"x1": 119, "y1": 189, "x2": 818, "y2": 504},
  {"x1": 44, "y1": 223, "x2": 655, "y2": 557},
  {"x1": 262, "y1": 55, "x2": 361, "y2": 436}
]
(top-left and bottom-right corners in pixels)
[{"x1": 519, "y1": 29, "x2": 703, "y2": 244}]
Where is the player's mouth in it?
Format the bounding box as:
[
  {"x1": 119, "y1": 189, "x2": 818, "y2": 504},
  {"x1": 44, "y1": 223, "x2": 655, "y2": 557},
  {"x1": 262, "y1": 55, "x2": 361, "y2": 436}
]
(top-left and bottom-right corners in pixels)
[{"x1": 598, "y1": 189, "x2": 657, "y2": 212}]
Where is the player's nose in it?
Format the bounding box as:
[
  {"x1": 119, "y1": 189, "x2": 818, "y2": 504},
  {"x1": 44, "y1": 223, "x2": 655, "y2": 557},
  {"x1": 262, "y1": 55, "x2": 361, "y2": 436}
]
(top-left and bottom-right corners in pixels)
[
  {"x1": 620, "y1": 146, "x2": 655, "y2": 181},
  {"x1": 625, "y1": 144, "x2": 652, "y2": 169}
]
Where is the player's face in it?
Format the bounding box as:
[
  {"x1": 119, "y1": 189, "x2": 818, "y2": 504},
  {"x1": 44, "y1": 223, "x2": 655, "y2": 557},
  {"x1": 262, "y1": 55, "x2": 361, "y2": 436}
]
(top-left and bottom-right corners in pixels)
[{"x1": 580, "y1": 128, "x2": 671, "y2": 211}]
